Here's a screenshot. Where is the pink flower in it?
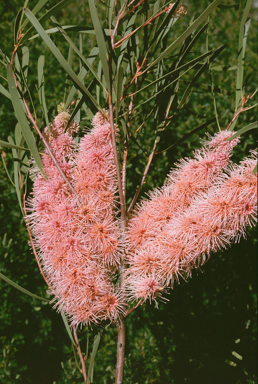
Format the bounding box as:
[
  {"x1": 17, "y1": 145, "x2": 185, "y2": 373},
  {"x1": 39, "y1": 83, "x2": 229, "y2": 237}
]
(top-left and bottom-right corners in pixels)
[
  {"x1": 27, "y1": 111, "x2": 123, "y2": 326},
  {"x1": 27, "y1": 112, "x2": 257, "y2": 322},
  {"x1": 126, "y1": 132, "x2": 255, "y2": 302}
]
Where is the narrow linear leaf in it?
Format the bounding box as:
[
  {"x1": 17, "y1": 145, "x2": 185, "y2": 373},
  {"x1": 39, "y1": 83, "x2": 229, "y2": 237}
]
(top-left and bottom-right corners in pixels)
[
  {"x1": 144, "y1": 0, "x2": 222, "y2": 73},
  {"x1": 0, "y1": 84, "x2": 11, "y2": 99},
  {"x1": 159, "y1": 118, "x2": 217, "y2": 153},
  {"x1": 0, "y1": 139, "x2": 28, "y2": 151},
  {"x1": 117, "y1": 15, "x2": 136, "y2": 70},
  {"x1": 228, "y1": 121, "x2": 257, "y2": 140},
  {"x1": 65, "y1": 97, "x2": 85, "y2": 132},
  {"x1": 129, "y1": 50, "x2": 213, "y2": 98},
  {"x1": 20, "y1": 0, "x2": 49, "y2": 31},
  {"x1": 116, "y1": 66, "x2": 124, "y2": 121},
  {"x1": 14, "y1": 122, "x2": 29, "y2": 180},
  {"x1": 150, "y1": 0, "x2": 182, "y2": 51},
  {"x1": 38, "y1": 55, "x2": 50, "y2": 129},
  {"x1": 88, "y1": 0, "x2": 110, "y2": 92},
  {"x1": 50, "y1": 17, "x2": 106, "y2": 91},
  {"x1": 0, "y1": 271, "x2": 49, "y2": 302},
  {"x1": 178, "y1": 44, "x2": 226, "y2": 109},
  {"x1": 0, "y1": 74, "x2": 8, "y2": 82},
  {"x1": 65, "y1": 66, "x2": 87, "y2": 109},
  {"x1": 8, "y1": 136, "x2": 23, "y2": 211},
  {"x1": 206, "y1": 19, "x2": 220, "y2": 130},
  {"x1": 29, "y1": 25, "x2": 89, "y2": 40},
  {"x1": 117, "y1": 1, "x2": 179, "y2": 52},
  {"x1": 211, "y1": 64, "x2": 237, "y2": 71},
  {"x1": 17, "y1": 0, "x2": 29, "y2": 39},
  {"x1": 63, "y1": 45, "x2": 74, "y2": 103},
  {"x1": 1, "y1": 154, "x2": 15, "y2": 187},
  {"x1": 235, "y1": 0, "x2": 252, "y2": 112},
  {"x1": 24, "y1": 9, "x2": 100, "y2": 111},
  {"x1": 218, "y1": 3, "x2": 239, "y2": 9},
  {"x1": 29, "y1": 27, "x2": 116, "y2": 40},
  {"x1": 61, "y1": 313, "x2": 76, "y2": 346},
  {"x1": 7, "y1": 63, "x2": 44, "y2": 174},
  {"x1": 109, "y1": 0, "x2": 115, "y2": 27},
  {"x1": 21, "y1": 0, "x2": 74, "y2": 38},
  {"x1": 64, "y1": 46, "x2": 99, "y2": 109},
  {"x1": 132, "y1": 51, "x2": 215, "y2": 113},
  {"x1": 88, "y1": 330, "x2": 103, "y2": 383},
  {"x1": 21, "y1": 46, "x2": 30, "y2": 80},
  {"x1": 14, "y1": 9, "x2": 23, "y2": 44}
]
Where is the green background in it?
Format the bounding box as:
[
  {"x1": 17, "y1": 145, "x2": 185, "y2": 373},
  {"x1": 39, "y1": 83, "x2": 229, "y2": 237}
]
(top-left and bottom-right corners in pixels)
[{"x1": 0, "y1": 1, "x2": 257, "y2": 383}]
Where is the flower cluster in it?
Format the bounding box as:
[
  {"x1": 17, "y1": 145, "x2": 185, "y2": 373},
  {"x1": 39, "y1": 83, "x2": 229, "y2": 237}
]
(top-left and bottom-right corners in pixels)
[
  {"x1": 125, "y1": 133, "x2": 257, "y2": 303},
  {"x1": 27, "y1": 111, "x2": 125, "y2": 327},
  {"x1": 27, "y1": 110, "x2": 257, "y2": 326}
]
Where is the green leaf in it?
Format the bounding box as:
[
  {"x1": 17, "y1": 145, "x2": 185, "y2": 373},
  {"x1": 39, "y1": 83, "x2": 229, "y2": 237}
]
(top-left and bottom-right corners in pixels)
[
  {"x1": 29, "y1": 26, "x2": 115, "y2": 41},
  {"x1": 21, "y1": 46, "x2": 30, "y2": 80},
  {"x1": 65, "y1": 97, "x2": 85, "y2": 132},
  {"x1": 24, "y1": 8, "x2": 100, "y2": 111},
  {"x1": 228, "y1": 122, "x2": 257, "y2": 140},
  {"x1": 7, "y1": 63, "x2": 44, "y2": 175},
  {"x1": 50, "y1": 17, "x2": 106, "y2": 91},
  {"x1": 252, "y1": 164, "x2": 257, "y2": 174},
  {"x1": 116, "y1": 66, "x2": 124, "y2": 121},
  {"x1": 0, "y1": 139, "x2": 28, "y2": 151},
  {"x1": 63, "y1": 45, "x2": 74, "y2": 105},
  {"x1": 159, "y1": 118, "x2": 217, "y2": 153},
  {"x1": 1, "y1": 154, "x2": 15, "y2": 187},
  {"x1": 29, "y1": 25, "x2": 91, "y2": 40},
  {"x1": 117, "y1": 15, "x2": 136, "y2": 69},
  {"x1": 178, "y1": 44, "x2": 226, "y2": 110},
  {"x1": 20, "y1": 0, "x2": 74, "y2": 39},
  {"x1": 64, "y1": 46, "x2": 99, "y2": 109},
  {"x1": 0, "y1": 271, "x2": 49, "y2": 302},
  {"x1": 8, "y1": 136, "x2": 23, "y2": 211},
  {"x1": 20, "y1": 0, "x2": 49, "y2": 31},
  {"x1": 38, "y1": 55, "x2": 49, "y2": 129},
  {"x1": 144, "y1": 0, "x2": 222, "y2": 73},
  {"x1": 88, "y1": 0, "x2": 110, "y2": 93},
  {"x1": 149, "y1": 0, "x2": 182, "y2": 51},
  {"x1": 108, "y1": 0, "x2": 116, "y2": 28},
  {"x1": 129, "y1": 50, "x2": 213, "y2": 98},
  {"x1": 217, "y1": 3, "x2": 239, "y2": 10},
  {"x1": 61, "y1": 313, "x2": 76, "y2": 346},
  {"x1": 14, "y1": 9, "x2": 23, "y2": 44},
  {"x1": 234, "y1": 0, "x2": 252, "y2": 113},
  {"x1": 88, "y1": 330, "x2": 103, "y2": 383},
  {"x1": 0, "y1": 84, "x2": 11, "y2": 99},
  {"x1": 130, "y1": 50, "x2": 216, "y2": 114}
]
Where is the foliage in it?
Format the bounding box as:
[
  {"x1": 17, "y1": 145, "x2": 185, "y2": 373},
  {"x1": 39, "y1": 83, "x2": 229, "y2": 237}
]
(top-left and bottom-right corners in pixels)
[{"x1": 0, "y1": 0, "x2": 257, "y2": 383}]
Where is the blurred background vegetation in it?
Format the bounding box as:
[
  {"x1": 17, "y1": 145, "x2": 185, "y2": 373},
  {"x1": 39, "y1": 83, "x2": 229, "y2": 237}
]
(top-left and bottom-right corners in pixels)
[{"x1": 0, "y1": 0, "x2": 257, "y2": 383}]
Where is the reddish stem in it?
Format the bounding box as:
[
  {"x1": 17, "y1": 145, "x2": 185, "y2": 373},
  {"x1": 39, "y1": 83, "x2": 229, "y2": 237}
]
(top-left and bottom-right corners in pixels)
[
  {"x1": 126, "y1": 299, "x2": 144, "y2": 317},
  {"x1": 73, "y1": 327, "x2": 88, "y2": 384},
  {"x1": 226, "y1": 93, "x2": 255, "y2": 131},
  {"x1": 127, "y1": 138, "x2": 157, "y2": 214},
  {"x1": 115, "y1": 319, "x2": 126, "y2": 384}
]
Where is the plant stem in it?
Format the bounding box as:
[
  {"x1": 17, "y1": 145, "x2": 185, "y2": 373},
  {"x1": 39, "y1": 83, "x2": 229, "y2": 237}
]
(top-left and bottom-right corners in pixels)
[
  {"x1": 127, "y1": 138, "x2": 157, "y2": 214},
  {"x1": 23, "y1": 99, "x2": 83, "y2": 203},
  {"x1": 109, "y1": 99, "x2": 127, "y2": 221},
  {"x1": 73, "y1": 327, "x2": 88, "y2": 384},
  {"x1": 115, "y1": 319, "x2": 126, "y2": 384}
]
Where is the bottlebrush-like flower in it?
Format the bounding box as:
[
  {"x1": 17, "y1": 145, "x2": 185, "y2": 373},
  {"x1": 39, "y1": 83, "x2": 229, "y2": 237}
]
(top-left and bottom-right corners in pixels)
[
  {"x1": 27, "y1": 110, "x2": 125, "y2": 326},
  {"x1": 127, "y1": 131, "x2": 240, "y2": 252},
  {"x1": 27, "y1": 113, "x2": 257, "y2": 321},
  {"x1": 125, "y1": 133, "x2": 256, "y2": 303}
]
